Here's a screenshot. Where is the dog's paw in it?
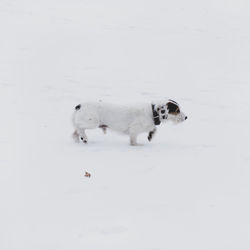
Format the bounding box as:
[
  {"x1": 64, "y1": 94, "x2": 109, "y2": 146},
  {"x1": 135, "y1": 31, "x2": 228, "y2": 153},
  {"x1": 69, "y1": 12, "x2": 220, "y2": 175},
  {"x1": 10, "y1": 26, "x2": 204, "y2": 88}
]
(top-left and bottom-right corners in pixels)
[
  {"x1": 80, "y1": 137, "x2": 88, "y2": 144},
  {"x1": 130, "y1": 143, "x2": 143, "y2": 146}
]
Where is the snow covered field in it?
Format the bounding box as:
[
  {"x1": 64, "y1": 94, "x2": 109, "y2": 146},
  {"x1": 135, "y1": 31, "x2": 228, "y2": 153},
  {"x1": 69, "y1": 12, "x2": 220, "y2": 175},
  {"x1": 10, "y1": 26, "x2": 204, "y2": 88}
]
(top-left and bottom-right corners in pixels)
[{"x1": 1, "y1": 0, "x2": 250, "y2": 249}]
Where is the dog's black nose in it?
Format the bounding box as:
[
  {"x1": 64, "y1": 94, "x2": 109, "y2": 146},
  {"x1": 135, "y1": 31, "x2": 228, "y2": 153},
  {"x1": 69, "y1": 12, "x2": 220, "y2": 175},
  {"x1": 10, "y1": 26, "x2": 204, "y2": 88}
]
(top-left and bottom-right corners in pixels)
[{"x1": 185, "y1": 116, "x2": 188, "y2": 120}]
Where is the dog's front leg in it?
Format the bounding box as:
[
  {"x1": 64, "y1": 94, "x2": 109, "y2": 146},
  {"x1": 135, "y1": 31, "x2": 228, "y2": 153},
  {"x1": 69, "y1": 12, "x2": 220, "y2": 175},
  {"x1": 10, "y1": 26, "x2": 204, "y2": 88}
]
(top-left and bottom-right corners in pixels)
[
  {"x1": 148, "y1": 128, "x2": 157, "y2": 142},
  {"x1": 129, "y1": 134, "x2": 138, "y2": 146}
]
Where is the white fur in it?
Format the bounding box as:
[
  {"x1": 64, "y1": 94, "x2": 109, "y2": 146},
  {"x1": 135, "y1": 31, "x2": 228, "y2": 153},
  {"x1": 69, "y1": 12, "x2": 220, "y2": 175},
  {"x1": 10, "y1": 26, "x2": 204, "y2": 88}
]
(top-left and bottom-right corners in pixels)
[{"x1": 72, "y1": 100, "x2": 186, "y2": 145}]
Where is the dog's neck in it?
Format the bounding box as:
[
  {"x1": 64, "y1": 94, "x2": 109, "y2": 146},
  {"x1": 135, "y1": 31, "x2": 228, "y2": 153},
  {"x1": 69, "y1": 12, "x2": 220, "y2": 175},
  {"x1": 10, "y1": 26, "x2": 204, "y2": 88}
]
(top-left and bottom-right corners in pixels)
[{"x1": 151, "y1": 104, "x2": 161, "y2": 126}]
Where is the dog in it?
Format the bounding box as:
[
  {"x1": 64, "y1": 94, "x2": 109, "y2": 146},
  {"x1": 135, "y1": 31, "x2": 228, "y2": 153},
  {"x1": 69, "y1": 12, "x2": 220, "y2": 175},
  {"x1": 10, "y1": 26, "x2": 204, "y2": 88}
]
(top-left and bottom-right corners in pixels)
[{"x1": 72, "y1": 99, "x2": 187, "y2": 145}]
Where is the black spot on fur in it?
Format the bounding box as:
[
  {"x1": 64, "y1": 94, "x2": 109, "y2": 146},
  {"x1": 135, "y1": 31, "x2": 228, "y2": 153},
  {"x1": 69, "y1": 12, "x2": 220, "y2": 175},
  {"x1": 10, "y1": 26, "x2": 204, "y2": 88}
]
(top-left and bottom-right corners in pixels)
[
  {"x1": 75, "y1": 104, "x2": 81, "y2": 110},
  {"x1": 148, "y1": 133, "x2": 152, "y2": 141},
  {"x1": 99, "y1": 125, "x2": 108, "y2": 129},
  {"x1": 148, "y1": 129, "x2": 156, "y2": 141},
  {"x1": 148, "y1": 131, "x2": 153, "y2": 141}
]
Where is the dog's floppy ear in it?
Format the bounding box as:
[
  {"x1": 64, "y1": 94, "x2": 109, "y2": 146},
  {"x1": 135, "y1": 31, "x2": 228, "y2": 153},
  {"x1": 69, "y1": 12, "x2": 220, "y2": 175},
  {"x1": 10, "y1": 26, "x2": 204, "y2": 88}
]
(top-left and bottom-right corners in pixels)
[{"x1": 166, "y1": 101, "x2": 180, "y2": 114}]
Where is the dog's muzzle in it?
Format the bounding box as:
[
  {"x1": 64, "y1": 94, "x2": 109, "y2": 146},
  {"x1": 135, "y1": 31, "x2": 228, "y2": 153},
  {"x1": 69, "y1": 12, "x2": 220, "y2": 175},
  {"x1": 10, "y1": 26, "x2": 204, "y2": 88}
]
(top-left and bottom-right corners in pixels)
[{"x1": 180, "y1": 112, "x2": 187, "y2": 122}]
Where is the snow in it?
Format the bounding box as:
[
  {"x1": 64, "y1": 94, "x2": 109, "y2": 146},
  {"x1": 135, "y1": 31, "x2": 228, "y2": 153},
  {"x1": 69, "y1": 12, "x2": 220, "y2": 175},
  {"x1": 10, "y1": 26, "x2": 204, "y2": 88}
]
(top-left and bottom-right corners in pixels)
[{"x1": 1, "y1": 0, "x2": 250, "y2": 249}]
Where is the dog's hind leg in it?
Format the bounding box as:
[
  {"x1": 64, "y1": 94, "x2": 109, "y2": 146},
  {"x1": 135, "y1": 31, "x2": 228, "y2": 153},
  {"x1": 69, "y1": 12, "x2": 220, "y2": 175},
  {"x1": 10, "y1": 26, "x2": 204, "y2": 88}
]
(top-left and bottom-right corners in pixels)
[
  {"x1": 77, "y1": 128, "x2": 88, "y2": 144},
  {"x1": 72, "y1": 130, "x2": 80, "y2": 142}
]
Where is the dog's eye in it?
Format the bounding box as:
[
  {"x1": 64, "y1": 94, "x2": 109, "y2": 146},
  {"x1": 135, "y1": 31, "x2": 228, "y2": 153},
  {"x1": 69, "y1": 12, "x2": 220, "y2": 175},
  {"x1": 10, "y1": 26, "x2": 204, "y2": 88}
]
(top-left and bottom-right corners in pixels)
[{"x1": 161, "y1": 110, "x2": 165, "y2": 114}]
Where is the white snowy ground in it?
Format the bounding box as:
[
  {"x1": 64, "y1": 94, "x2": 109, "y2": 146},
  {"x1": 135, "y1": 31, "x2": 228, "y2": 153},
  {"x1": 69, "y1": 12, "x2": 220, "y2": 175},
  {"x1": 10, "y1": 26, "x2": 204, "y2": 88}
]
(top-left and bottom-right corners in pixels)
[{"x1": 1, "y1": 0, "x2": 250, "y2": 249}]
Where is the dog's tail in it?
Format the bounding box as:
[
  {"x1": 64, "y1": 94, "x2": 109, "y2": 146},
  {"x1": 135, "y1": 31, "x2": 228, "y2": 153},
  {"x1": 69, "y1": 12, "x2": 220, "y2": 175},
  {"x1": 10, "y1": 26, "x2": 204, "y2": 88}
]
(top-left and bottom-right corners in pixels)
[
  {"x1": 72, "y1": 104, "x2": 81, "y2": 127},
  {"x1": 75, "y1": 104, "x2": 81, "y2": 110}
]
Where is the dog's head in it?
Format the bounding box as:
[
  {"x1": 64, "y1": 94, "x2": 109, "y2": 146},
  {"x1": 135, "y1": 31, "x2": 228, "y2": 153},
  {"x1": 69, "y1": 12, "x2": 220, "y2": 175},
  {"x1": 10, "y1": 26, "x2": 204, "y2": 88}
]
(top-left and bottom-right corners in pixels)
[
  {"x1": 154, "y1": 99, "x2": 187, "y2": 123},
  {"x1": 166, "y1": 99, "x2": 187, "y2": 123}
]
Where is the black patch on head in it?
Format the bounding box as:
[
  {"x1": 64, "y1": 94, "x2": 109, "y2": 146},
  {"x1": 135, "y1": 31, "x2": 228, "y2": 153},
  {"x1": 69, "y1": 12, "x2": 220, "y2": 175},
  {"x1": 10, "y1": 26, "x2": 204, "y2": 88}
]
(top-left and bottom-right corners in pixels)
[
  {"x1": 167, "y1": 102, "x2": 179, "y2": 114},
  {"x1": 75, "y1": 104, "x2": 81, "y2": 110}
]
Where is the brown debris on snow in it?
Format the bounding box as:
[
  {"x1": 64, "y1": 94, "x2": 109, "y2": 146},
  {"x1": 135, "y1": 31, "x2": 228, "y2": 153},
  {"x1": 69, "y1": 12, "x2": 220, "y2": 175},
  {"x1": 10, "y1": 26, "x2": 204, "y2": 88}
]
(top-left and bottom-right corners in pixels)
[{"x1": 84, "y1": 171, "x2": 91, "y2": 178}]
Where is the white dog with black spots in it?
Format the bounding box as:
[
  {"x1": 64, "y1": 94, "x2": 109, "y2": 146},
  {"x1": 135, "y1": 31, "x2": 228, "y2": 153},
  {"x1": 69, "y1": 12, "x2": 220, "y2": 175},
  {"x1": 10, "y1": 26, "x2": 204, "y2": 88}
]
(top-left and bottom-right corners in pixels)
[{"x1": 72, "y1": 99, "x2": 187, "y2": 146}]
